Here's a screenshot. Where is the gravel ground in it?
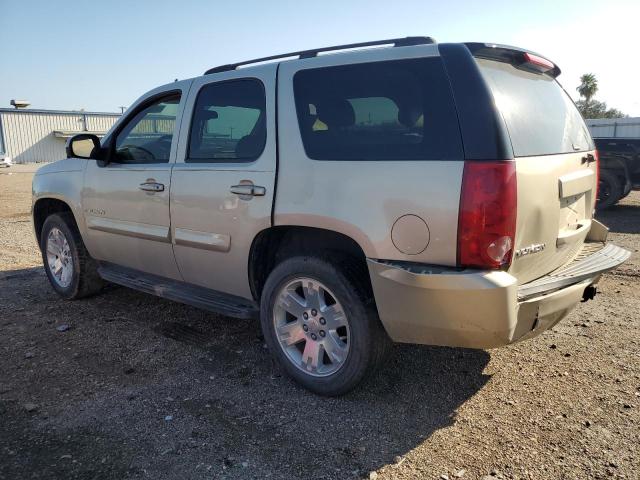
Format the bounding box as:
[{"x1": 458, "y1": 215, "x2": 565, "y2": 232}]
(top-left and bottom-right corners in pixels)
[{"x1": 0, "y1": 167, "x2": 638, "y2": 480}]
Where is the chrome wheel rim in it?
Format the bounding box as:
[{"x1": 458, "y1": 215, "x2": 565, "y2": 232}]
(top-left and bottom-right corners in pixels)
[
  {"x1": 273, "y1": 277, "x2": 350, "y2": 377},
  {"x1": 46, "y1": 227, "x2": 73, "y2": 288}
]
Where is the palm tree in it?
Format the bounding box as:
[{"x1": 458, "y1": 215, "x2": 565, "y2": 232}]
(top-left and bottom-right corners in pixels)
[{"x1": 576, "y1": 73, "x2": 598, "y2": 106}]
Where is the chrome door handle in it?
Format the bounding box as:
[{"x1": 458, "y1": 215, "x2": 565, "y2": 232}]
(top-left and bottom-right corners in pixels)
[
  {"x1": 230, "y1": 184, "x2": 266, "y2": 196},
  {"x1": 139, "y1": 182, "x2": 165, "y2": 192}
]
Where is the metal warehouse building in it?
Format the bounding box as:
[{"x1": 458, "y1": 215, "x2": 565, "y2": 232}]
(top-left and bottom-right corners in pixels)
[{"x1": 0, "y1": 108, "x2": 120, "y2": 163}]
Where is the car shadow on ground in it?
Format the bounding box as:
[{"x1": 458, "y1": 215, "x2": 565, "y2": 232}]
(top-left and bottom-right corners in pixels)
[
  {"x1": 595, "y1": 202, "x2": 640, "y2": 235},
  {"x1": 0, "y1": 266, "x2": 491, "y2": 479}
]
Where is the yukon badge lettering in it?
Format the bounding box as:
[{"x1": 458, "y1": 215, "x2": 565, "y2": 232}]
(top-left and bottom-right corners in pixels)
[{"x1": 515, "y1": 243, "x2": 546, "y2": 258}]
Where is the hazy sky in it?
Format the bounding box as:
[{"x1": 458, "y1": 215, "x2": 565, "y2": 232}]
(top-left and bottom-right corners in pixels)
[{"x1": 1, "y1": 0, "x2": 638, "y2": 116}]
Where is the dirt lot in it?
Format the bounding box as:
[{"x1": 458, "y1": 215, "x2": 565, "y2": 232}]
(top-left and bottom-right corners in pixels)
[{"x1": 0, "y1": 166, "x2": 638, "y2": 480}]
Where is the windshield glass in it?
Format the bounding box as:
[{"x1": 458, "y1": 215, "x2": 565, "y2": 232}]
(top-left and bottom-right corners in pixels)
[{"x1": 477, "y1": 58, "x2": 593, "y2": 157}]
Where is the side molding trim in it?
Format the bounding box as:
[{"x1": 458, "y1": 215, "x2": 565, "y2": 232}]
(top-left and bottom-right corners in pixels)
[
  {"x1": 86, "y1": 216, "x2": 170, "y2": 243},
  {"x1": 173, "y1": 228, "x2": 231, "y2": 252}
]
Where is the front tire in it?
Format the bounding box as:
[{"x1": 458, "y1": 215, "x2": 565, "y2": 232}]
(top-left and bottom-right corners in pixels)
[
  {"x1": 40, "y1": 213, "x2": 103, "y2": 300},
  {"x1": 260, "y1": 256, "x2": 390, "y2": 396}
]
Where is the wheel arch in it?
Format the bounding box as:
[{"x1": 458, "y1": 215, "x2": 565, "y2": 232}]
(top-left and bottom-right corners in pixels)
[
  {"x1": 248, "y1": 225, "x2": 371, "y2": 301},
  {"x1": 33, "y1": 197, "x2": 79, "y2": 248},
  {"x1": 600, "y1": 155, "x2": 630, "y2": 183}
]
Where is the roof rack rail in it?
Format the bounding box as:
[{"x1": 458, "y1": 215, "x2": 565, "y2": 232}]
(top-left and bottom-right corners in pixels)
[{"x1": 204, "y1": 36, "x2": 435, "y2": 75}]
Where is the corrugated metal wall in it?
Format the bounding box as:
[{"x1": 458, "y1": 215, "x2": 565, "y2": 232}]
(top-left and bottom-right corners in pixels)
[
  {"x1": 85, "y1": 114, "x2": 121, "y2": 133},
  {"x1": 0, "y1": 109, "x2": 120, "y2": 163},
  {"x1": 587, "y1": 117, "x2": 640, "y2": 139}
]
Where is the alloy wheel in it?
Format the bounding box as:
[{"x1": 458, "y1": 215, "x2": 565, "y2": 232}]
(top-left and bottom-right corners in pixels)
[
  {"x1": 273, "y1": 277, "x2": 350, "y2": 377},
  {"x1": 46, "y1": 227, "x2": 73, "y2": 288}
]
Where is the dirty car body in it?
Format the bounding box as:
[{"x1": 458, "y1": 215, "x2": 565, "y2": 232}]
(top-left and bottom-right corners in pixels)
[{"x1": 32, "y1": 38, "x2": 630, "y2": 395}]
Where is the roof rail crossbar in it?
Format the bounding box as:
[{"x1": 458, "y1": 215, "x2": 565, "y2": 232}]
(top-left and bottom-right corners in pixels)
[{"x1": 204, "y1": 36, "x2": 435, "y2": 75}]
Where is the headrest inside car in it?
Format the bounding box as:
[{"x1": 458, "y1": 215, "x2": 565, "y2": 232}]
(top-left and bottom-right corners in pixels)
[
  {"x1": 397, "y1": 106, "x2": 422, "y2": 127},
  {"x1": 197, "y1": 110, "x2": 219, "y2": 121},
  {"x1": 316, "y1": 99, "x2": 355, "y2": 128}
]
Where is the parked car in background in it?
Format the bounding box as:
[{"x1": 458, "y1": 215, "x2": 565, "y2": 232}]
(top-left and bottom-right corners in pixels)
[
  {"x1": 594, "y1": 137, "x2": 640, "y2": 209},
  {"x1": 0, "y1": 154, "x2": 12, "y2": 167},
  {"x1": 32, "y1": 38, "x2": 630, "y2": 395}
]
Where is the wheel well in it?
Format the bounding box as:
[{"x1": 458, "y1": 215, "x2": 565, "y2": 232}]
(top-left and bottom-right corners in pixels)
[
  {"x1": 33, "y1": 198, "x2": 74, "y2": 245},
  {"x1": 600, "y1": 168, "x2": 627, "y2": 187},
  {"x1": 600, "y1": 157, "x2": 630, "y2": 182},
  {"x1": 248, "y1": 226, "x2": 369, "y2": 301}
]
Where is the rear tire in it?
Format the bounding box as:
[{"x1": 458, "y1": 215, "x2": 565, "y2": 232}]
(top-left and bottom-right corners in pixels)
[
  {"x1": 597, "y1": 170, "x2": 623, "y2": 210},
  {"x1": 260, "y1": 256, "x2": 391, "y2": 396},
  {"x1": 40, "y1": 213, "x2": 104, "y2": 300}
]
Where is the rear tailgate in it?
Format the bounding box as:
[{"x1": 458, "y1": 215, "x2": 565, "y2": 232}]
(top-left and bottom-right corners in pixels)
[
  {"x1": 473, "y1": 49, "x2": 597, "y2": 284},
  {"x1": 511, "y1": 152, "x2": 596, "y2": 283}
]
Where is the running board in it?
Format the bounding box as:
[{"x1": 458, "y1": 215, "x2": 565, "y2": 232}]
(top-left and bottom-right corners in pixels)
[{"x1": 97, "y1": 263, "x2": 258, "y2": 319}]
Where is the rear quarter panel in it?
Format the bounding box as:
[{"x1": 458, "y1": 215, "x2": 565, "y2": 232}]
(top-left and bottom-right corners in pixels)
[{"x1": 275, "y1": 47, "x2": 463, "y2": 265}]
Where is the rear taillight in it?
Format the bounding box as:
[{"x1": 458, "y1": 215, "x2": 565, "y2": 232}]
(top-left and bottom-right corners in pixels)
[{"x1": 457, "y1": 161, "x2": 517, "y2": 270}]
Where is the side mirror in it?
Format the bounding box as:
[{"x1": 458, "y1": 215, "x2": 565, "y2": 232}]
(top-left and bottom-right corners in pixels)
[{"x1": 66, "y1": 134, "x2": 102, "y2": 160}]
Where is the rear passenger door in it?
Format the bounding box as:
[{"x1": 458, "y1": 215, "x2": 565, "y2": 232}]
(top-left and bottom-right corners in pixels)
[{"x1": 170, "y1": 66, "x2": 277, "y2": 299}]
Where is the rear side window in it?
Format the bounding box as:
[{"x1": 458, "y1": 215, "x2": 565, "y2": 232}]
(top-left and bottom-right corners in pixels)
[
  {"x1": 293, "y1": 58, "x2": 463, "y2": 161},
  {"x1": 477, "y1": 59, "x2": 593, "y2": 157},
  {"x1": 188, "y1": 79, "x2": 266, "y2": 163}
]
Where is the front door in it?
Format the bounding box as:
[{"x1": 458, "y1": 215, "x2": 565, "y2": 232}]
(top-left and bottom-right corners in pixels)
[
  {"x1": 82, "y1": 91, "x2": 186, "y2": 280},
  {"x1": 170, "y1": 67, "x2": 277, "y2": 299}
]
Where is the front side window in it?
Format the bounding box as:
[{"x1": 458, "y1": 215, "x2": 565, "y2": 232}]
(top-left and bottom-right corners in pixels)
[
  {"x1": 188, "y1": 79, "x2": 266, "y2": 162},
  {"x1": 293, "y1": 58, "x2": 463, "y2": 161},
  {"x1": 114, "y1": 94, "x2": 180, "y2": 164}
]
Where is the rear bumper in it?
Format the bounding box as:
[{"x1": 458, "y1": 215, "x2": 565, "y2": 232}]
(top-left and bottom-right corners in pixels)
[{"x1": 367, "y1": 243, "x2": 630, "y2": 349}]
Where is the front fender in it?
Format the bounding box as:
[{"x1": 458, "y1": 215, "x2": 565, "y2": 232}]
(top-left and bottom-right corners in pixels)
[{"x1": 32, "y1": 159, "x2": 88, "y2": 240}]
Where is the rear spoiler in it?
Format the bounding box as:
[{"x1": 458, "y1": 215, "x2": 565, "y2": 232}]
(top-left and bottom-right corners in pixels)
[{"x1": 464, "y1": 42, "x2": 561, "y2": 78}]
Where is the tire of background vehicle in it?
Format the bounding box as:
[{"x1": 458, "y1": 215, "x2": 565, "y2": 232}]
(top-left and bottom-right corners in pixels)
[
  {"x1": 40, "y1": 212, "x2": 104, "y2": 300},
  {"x1": 260, "y1": 255, "x2": 392, "y2": 396},
  {"x1": 597, "y1": 170, "x2": 623, "y2": 210}
]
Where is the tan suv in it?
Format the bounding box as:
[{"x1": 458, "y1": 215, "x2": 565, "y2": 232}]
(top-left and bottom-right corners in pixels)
[{"x1": 32, "y1": 38, "x2": 630, "y2": 395}]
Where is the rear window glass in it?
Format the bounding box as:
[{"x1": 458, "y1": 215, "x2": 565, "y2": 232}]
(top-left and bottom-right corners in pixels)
[
  {"x1": 293, "y1": 58, "x2": 463, "y2": 161},
  {"x1": 477, "y1": 59, "x2": 593, "y2": 157},
  {"x1": 595, "y1": 140, "x2": 634, "y2": 153}
]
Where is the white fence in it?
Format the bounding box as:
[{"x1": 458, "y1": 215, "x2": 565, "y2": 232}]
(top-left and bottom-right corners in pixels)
[{"x1": 586, "y1": 117, "x2": 640, "y2": 139}]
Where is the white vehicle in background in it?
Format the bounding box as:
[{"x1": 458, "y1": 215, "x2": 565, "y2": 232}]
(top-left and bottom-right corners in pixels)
[{"x1": 0, "y1": 154, "x2": 12, "y2": 167}]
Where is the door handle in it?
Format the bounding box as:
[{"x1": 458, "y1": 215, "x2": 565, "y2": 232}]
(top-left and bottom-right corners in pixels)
[
  {"x1": 230, "y1": 184, "x2": 266, "y2": 196},
  {"x1": 139, "y1": 182, "x2": 165, "y2": 192},
  {"x1": 581, "y1": 154, "x2": 597, "y2": 165}
]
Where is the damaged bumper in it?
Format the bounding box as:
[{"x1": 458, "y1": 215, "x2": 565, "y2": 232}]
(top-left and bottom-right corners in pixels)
[{"x1": 367, "y1": 242, "x2": 630, "y2": 349}]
